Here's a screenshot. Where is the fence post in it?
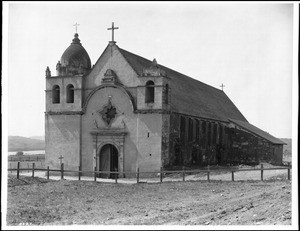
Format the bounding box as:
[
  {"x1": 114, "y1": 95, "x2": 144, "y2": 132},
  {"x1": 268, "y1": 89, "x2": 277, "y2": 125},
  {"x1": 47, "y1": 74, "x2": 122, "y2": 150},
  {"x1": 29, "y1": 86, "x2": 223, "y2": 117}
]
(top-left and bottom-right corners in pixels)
[
  {"x1": 32, "y1": 162, "x2": 35, "y2": 177},
  {"x1": 10, "y1": 163, "x2": 12, "y2": 173},
  {"x1": 261, "y1": 164, "x2": 263, "y2": 181},
  {"x1": 17, "y1": 162, "x2": 20, "y2": 179},
  {"x1": 287, "y1": 162, "x2": 290, "y2": 180},
  {"x1": 183, "y1": 166, "x2": 185, "y2": 182},
  {"x1": 78, "y1": 166, "x2": 81, "y2": 181},
  {"x1": 27, "y1": 163, "x2": 30, "y2": 173},
  {"x1": 47, "y1": 166, "x2": 50, "y2": 180},
  {"x1": 94, "y1": 166, "x2": 97, "y2": 182},
  {"x1": 231, "y1": 171, "x2": 234, "y2": 181},
  {"x1": 115, "y1": 171, "x2": 118, "y2": 184},
  {"x1": 137, "y1": 168, "x2": 139, "y2": 184},
  {"x1": 61, "y1": 163, "x2": 64, "y2": 180},
  {"x1": 207, "y1": 165, "x2": 210, "y2": 182},
  {"x1": 160, "y1": 167, "x2": 163, "y2": 183}
]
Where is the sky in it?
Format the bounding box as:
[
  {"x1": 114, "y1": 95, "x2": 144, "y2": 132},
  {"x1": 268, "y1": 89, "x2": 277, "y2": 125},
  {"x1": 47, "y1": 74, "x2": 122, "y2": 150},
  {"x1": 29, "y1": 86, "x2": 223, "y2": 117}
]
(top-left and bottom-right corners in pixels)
[{"x1": 3, "y1": 2, "x2": 298, "y2": 139}]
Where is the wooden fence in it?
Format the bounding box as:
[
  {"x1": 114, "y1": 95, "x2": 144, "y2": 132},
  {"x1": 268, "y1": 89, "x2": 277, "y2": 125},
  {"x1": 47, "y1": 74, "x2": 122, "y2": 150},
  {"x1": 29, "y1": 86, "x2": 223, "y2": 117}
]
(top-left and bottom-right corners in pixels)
[
  {"x1": 9, "y1": 161, "x2": 45, "y2": 171},
  {"x1": 8, "y1": 163, "x2": 292, "y2": 183}
]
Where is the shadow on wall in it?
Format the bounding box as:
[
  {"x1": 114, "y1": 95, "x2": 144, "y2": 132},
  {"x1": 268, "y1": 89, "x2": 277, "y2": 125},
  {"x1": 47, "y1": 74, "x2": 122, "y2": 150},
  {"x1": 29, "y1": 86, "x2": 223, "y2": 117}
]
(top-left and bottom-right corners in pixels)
[{"x1": 54, "y1": 116, "x2": 79, "y2": 141}]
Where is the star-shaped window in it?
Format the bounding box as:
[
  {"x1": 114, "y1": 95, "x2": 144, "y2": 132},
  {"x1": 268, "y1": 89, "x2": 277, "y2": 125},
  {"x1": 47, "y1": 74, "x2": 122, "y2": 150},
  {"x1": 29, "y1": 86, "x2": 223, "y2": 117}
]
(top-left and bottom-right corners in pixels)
[{"x1": 98, "y1": 100, "x2": 118, "y2": 127}]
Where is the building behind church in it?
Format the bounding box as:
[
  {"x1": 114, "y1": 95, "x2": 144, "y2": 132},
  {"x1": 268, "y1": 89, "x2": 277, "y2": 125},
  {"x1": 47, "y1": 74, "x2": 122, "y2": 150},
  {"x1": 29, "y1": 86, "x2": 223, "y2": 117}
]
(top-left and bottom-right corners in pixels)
[{"x1": 45, "y1": 28, "x2": 285, "y2": 177}]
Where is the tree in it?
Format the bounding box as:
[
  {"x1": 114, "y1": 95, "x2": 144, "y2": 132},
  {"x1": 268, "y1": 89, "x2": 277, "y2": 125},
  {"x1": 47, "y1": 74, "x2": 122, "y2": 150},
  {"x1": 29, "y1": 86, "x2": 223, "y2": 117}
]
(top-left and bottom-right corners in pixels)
[{"x1": 16, "y1": 151, "x2": 24, "y2": 156}]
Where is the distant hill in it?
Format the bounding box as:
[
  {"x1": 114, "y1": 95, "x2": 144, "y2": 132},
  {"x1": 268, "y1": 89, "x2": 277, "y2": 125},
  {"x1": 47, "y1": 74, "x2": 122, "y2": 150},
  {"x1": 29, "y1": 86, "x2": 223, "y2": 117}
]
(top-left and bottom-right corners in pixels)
[
  {"x1": 29, "y1": 136, "x2": 45, "y2": 141},
  {"x1": 8, "y1": 136, "x2": 45, "y2": 152}
]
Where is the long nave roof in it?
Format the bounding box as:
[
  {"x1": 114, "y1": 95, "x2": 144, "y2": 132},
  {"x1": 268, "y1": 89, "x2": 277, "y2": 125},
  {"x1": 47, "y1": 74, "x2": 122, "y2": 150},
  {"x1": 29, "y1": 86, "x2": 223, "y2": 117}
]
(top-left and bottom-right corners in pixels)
[{"x1": 118, "y1": 47, "x2": 248, "y2": 123}]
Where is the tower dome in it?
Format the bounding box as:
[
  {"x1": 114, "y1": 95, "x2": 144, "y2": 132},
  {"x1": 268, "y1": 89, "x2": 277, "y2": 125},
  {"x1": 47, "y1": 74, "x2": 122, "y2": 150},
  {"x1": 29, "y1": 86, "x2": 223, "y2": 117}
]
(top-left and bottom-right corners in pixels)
[{"x1": 56, "y1": 33, "x2": 91, "y2": 76}]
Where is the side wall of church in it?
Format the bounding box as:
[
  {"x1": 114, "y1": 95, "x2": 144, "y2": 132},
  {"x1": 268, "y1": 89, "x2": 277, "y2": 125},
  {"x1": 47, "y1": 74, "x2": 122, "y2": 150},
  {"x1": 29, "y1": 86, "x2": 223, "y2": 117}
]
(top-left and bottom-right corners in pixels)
[
  {"x1": 224, "y1": 127, "x2": 259, "y2": 164},
  {"x1": 225, "y1": 128, "x2": 283, "y2": 165},
  {"x1": 165, "y1": 113, "x2": 283, "y2": 169},
  {"x1": 45, "y1": 114, "x2": 80, "y2": 170},
  {"x1": 272, "y1": 144, "x2": 283, "y2": 165}
]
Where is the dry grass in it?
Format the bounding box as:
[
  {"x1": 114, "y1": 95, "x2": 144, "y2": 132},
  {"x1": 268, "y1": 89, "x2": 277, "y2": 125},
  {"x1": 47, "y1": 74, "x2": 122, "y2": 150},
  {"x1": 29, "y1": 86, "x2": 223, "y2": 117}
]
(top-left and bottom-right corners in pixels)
[{"x1": 6, "y1": 174, "x2": 291, "y2": 226}]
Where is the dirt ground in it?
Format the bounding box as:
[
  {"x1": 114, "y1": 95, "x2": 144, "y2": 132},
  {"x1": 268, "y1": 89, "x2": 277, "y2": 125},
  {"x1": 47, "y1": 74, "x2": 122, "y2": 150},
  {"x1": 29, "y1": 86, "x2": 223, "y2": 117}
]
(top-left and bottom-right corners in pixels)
[{"x1": 6, "y1": 173, "x2": 291, "y2": 226}]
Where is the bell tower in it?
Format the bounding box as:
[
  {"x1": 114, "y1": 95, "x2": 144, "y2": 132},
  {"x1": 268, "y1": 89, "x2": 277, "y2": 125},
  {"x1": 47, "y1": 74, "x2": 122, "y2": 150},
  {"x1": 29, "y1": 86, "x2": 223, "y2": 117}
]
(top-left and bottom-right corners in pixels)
[
  {"x1": 137, "y1": 58, "x2": 170, "y2": 112},
  {"x1": 45, "y1": 29, "x2": 92, "y2": 171}
]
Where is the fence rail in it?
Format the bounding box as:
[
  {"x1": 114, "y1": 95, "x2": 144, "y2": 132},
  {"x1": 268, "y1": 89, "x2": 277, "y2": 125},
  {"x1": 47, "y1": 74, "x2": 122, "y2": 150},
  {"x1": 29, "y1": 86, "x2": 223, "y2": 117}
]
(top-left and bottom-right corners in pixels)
[{"x1": 8, "y1": 162, "x2": 292, "y2": 183}]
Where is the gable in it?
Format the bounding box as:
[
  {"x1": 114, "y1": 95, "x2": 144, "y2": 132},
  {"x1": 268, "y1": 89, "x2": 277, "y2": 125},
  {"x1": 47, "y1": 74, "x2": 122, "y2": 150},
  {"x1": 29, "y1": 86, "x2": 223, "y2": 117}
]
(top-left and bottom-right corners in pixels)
[{"x1": 84, "y1": 44, "x2": 142, "y2": 90}]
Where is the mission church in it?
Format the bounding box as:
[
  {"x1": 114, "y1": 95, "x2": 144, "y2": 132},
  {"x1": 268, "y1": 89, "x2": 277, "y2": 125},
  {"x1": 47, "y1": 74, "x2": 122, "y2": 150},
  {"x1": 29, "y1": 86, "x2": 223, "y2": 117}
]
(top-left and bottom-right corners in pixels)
[{"x1": 45, "y1": 23, "x2": 285, "y2": 177}]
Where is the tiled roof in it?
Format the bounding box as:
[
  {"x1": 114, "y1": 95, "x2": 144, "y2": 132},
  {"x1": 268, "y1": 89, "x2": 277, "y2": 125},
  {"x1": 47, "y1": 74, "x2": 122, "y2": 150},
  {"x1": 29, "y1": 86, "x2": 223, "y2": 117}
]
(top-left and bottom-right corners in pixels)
[
  {"x1": 229, "y1": 119, "x2": 286, "y2": 145},
  {"x1": 118, "y1": 47, "x2": 248, "y2": 122}
]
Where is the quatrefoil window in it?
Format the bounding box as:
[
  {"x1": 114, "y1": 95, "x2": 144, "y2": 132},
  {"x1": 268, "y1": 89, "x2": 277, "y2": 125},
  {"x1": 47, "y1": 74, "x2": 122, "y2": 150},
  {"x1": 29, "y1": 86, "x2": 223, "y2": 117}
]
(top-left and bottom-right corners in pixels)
[{"x1": 98, "y1": 100, "x2": 118, "y2": 127}]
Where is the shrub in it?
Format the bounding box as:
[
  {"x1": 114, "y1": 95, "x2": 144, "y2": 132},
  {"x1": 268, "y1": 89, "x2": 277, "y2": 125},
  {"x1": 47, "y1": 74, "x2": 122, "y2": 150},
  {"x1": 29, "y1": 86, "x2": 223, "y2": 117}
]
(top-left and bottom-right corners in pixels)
[{"x1": 16, "y1": 151, "x2": 24, "y2": 156}]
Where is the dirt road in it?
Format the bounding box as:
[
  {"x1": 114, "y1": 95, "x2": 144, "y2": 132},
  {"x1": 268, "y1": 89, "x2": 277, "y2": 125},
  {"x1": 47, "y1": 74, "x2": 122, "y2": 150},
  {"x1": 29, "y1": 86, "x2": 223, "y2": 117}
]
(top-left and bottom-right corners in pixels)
[{"x1": 6, "y1": 174, "x2": 291, "y2": 226}]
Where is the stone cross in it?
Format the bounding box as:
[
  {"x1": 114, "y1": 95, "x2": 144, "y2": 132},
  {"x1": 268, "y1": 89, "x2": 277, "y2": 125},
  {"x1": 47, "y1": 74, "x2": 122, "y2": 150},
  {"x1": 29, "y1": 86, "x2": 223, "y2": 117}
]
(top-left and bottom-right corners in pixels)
[
  {"x1": 73, "y1": 22, "x2": 80, "y2": 33},
  {"x1": 58, "y1": 155, "x2": 64, "y2": 165},
  {"x1": 220, "y1": 83, "x2": 225, "y2": 91},
  {"x1": 107, "y1": 22, "x2": 119, "y2": 42}
]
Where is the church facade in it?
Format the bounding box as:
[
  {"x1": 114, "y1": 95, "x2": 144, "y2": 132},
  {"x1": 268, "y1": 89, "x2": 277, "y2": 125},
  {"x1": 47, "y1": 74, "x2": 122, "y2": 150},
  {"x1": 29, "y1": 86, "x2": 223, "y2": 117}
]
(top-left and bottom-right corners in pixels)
[{"x1": 45, "y1": 30, "x2": 285, "y2": 177}]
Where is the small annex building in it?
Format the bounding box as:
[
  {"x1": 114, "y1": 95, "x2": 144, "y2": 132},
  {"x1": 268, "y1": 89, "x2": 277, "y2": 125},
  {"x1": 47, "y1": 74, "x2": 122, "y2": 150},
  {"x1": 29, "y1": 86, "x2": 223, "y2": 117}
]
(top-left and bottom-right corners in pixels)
[{"x1": 45, "y1": 28, "x2": 286, "y2": 177}]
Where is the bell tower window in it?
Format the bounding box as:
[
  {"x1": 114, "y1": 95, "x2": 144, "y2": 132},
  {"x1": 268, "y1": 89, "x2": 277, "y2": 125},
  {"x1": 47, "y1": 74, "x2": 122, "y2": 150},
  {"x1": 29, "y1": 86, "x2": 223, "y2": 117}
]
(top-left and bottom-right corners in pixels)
[
  {"x1": 145, "y1": 80, "x2": 155, "y2": 103},
  {"x1": 52, "y1": 85, "x2": 60, "y2": 104},
  {"x1": 66, "y1": 84, "x2": 74, "y2": 103}
]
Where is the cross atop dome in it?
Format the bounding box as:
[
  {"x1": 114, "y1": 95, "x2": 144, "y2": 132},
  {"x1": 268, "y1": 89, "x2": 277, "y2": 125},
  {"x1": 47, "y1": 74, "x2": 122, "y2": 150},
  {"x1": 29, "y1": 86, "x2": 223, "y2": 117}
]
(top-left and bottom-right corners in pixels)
[{"x1": 73, "y1": 22, "x2": 80, "y2": 33}]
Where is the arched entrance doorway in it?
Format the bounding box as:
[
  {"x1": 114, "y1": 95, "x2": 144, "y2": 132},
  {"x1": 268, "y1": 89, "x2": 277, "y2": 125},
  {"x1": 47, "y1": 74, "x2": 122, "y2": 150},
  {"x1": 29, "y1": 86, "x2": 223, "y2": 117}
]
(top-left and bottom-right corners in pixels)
[{"x1": 99, "y1": 144, "x2": 118, "y2": 178}]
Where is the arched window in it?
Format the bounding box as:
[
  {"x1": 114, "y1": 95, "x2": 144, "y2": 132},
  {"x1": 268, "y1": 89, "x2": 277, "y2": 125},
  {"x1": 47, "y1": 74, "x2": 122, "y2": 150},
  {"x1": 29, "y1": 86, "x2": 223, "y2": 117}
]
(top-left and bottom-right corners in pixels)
[
  {"x1": 145, "y1": 80, "x2": 155, "y2": 103},
  {"x1": 66, "y1": 84, "x2": 74, "y2": 103},
  {"x1": 52, "y1": 85, "x2": 60, "y2": 104}
]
